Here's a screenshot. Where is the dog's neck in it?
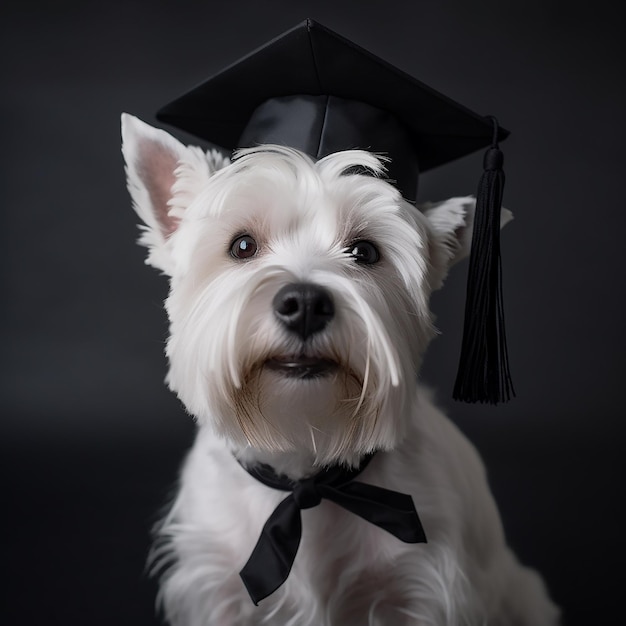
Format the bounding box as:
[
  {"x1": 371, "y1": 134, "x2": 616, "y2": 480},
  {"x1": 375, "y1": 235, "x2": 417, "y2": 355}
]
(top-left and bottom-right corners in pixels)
[{"x1": 232, "y1": 447, "x2": 366, "y2": 481}]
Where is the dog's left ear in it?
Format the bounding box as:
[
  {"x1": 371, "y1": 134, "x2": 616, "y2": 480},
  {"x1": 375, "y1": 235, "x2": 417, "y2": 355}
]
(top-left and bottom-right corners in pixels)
[
  {"x1": 421, "y1": 196, "x2": 513, "y2": 290},
  {"x1": 121, "y1": 113, "x2": 228, "y2": 273}
]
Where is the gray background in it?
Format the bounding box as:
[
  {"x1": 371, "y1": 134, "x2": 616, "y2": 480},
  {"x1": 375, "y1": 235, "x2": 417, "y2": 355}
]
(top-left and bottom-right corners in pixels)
[{"x1": 2, "y1": 1, "x2": 624, "y2": 624}]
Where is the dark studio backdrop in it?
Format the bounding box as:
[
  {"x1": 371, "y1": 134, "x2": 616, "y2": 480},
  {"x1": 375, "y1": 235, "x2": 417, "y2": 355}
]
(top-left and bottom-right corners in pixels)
[{"x1": 2, "y1": 1, "x2": 624, "y2": 624}]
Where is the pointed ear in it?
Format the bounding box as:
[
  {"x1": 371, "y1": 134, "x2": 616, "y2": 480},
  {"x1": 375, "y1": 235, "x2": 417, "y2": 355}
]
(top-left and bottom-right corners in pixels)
[
  {"x1": 421, "y1": 196, "x2": 513, "y2": 289},
  {"x1": 121, "y1": 113, "x2": 228, "y2": 273}
]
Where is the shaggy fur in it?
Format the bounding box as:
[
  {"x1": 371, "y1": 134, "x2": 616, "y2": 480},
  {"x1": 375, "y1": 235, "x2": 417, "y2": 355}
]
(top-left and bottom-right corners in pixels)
[{"x1": 122, "y1": 113, "x2": 560, "y2": 625}]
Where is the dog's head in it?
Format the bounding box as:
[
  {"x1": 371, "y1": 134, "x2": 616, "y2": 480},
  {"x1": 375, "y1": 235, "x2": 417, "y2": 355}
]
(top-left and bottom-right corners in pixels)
[{"x1": 122, "y1": 114, "x2": 509, "y2": 466}]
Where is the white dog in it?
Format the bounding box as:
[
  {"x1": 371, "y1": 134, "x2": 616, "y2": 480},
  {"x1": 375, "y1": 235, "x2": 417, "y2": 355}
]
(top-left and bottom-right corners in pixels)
[{"x1": 122, "y1": 113, "x2": 559, "y2": 626}]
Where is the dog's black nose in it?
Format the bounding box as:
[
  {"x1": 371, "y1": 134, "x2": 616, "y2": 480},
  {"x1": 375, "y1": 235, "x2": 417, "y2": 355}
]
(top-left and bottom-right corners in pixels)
[{"x1": 273, "y1": 283, "x2": 334, "y2": 340}]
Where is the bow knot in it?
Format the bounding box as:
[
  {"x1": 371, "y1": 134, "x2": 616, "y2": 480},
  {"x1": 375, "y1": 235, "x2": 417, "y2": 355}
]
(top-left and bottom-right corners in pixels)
[
  {"x1": 292, "y1": 477, "x2": 322, "y2": 509},
  {"x1": 238, "y1": 453, "x2": 427, "y2": 605}
]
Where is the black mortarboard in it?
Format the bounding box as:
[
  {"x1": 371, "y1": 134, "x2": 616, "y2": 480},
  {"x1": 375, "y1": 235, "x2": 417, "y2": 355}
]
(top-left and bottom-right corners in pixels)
[
  {"x1": 157, "y1": 19, "x2": 507, "y2": 201},
  {"x1": 156, "y1": 19, "x2": 514, "y2": 404}
]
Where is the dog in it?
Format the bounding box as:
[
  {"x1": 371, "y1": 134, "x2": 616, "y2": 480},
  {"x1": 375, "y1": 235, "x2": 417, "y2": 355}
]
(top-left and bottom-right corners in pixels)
[{"x1": 122, "y1": 113, "x2": 560, "y2": 625}]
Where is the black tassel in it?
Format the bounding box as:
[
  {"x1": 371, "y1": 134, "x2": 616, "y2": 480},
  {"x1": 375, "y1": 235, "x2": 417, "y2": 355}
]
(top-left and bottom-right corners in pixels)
[{"x1": 453, "y1": 117, "x2": 514, "y2": 404}]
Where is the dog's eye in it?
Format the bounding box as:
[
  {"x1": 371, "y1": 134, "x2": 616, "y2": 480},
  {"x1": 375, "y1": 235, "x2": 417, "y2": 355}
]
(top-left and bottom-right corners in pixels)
[
  {"x1": 230, "y1": 235, "x2": 258, "y2": 260},
  {"x1": 349, "y1": 240, "x2": 380, "y2": 265}
]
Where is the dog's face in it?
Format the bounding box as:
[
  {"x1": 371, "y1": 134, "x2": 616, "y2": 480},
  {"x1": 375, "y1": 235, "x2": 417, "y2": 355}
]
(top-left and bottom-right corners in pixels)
[{"x1": 122, "y1": 115, "x2": 488, "y2": 466}]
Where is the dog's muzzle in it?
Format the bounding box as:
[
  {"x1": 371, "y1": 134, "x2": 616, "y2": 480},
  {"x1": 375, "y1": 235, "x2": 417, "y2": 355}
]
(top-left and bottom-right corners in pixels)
[{"x1": 268, "y1": 283, "x2": 336, "y2": 378}]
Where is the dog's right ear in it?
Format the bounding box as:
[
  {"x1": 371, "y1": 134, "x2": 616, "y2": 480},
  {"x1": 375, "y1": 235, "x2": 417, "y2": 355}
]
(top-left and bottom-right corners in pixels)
[{"x1": 121, "y1": 113, "x2": 228, "y2": 273}]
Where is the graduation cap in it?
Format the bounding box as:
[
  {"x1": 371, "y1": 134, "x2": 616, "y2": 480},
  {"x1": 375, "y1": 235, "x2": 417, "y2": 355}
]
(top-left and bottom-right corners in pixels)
[{"x1": 157, "y1": 19, "x2": 514, "y2": 404}]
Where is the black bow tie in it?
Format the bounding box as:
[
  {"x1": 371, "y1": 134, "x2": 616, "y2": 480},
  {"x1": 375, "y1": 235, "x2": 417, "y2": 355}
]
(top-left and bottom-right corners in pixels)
[{"x1": 239, "y1": 452, "x2": 427, "y2": 604}]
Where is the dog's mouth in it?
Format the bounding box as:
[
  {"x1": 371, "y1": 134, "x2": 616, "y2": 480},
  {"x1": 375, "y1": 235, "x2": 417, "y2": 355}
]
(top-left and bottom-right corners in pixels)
[{"x1": 265, "y1": 355, "x2": 338, "y2": 379}]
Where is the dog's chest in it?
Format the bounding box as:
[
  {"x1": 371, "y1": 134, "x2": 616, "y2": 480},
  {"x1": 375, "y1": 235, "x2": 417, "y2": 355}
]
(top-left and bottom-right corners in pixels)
[{"x1": 178, "y1": 431, "x2": 418, "y2": 590}]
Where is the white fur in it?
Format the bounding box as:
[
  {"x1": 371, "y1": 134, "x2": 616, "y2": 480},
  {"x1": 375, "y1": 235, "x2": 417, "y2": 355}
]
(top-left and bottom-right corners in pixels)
[{"x1": 122, "y1": 114, "x2": 559, "y2": 625}]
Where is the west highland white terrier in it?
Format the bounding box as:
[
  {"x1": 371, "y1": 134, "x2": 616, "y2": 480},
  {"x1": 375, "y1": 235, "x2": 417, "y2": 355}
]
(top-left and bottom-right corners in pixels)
[{"x1": 122, "y1": 113, "x2": 559, "y2": 625}]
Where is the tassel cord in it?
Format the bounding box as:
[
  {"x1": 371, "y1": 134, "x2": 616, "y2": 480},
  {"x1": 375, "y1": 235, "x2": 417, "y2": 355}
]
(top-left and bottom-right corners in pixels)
[{"x1": 453, "y1": 116, "x2": 514, "y2": 404}]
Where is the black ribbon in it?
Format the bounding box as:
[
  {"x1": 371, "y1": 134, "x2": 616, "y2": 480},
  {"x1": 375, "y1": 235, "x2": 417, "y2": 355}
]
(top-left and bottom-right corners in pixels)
[{"x1": 239, "y1": 453, "x2": 427, "y2": 605}]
